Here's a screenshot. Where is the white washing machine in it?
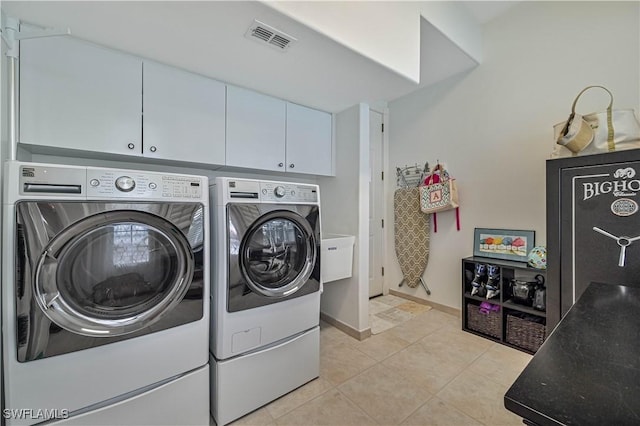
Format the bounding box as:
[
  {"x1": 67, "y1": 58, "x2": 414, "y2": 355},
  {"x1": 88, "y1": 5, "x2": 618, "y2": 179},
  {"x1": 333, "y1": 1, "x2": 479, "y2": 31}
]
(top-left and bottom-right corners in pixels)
[
  {"x1": 210, "y1": 177, "x2": 321, "y2": 425},
  {"x1": 1, "y1": 161, "x2": 210, "y2": 425}
]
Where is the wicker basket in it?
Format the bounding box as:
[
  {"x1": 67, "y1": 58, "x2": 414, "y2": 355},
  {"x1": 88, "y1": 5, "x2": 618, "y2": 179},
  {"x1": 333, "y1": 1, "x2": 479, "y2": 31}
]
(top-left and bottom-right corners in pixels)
[
  {"x1": 466, "y1": 303, "x2": 501, "y2": 338},
  {"x1": 506, "y1": 314, "x2": 546, "y2": 352}
]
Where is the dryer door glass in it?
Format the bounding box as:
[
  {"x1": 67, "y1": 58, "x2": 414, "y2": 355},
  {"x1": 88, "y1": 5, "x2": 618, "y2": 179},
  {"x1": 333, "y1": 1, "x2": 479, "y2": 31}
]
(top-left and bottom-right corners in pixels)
[
  {"x1": 34, "y1": 210, "x2": 195, "y2": 337},
  {"x1": 240, "y1": 210, "x2": 316, "y2": 297}
]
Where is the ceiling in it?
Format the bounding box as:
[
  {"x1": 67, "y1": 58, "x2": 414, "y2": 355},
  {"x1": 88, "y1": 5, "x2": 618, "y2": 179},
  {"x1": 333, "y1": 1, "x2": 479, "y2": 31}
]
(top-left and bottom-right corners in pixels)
[
  {"x1": 2, "y1": 1, "x2": 516, "y2": 113},
  {"x1": 462, "y1": 1, "x2": 519, "y2": 24}
]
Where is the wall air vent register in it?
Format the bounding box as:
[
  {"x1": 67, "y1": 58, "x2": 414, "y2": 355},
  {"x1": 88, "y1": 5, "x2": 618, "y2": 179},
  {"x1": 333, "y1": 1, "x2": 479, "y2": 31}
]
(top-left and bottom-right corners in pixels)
[{"x1": 245, "y1": 19, "x2": 297, "y2": 51}]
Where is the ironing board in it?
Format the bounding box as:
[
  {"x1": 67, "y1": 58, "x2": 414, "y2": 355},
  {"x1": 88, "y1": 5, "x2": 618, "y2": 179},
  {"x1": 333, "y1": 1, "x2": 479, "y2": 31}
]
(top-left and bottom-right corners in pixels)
[{"x1": 394, "y1": 187, "x2": 431, "y2": 294}]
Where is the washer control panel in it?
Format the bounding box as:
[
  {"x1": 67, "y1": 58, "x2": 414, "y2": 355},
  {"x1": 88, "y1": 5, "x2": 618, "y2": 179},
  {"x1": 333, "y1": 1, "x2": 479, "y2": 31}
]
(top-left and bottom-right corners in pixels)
[
  {"x1": 115, "y1": 176, "x2": 136, "y2": 192},
  {"x1": 86, "y1": 169, "x2": 204, "y2": 199},
  {"x1": 259, "y1": 182, "x2": 318, "y2": 203},
  {"x1": 16, "y1": 163, "x2": 205, "y2": 201}
]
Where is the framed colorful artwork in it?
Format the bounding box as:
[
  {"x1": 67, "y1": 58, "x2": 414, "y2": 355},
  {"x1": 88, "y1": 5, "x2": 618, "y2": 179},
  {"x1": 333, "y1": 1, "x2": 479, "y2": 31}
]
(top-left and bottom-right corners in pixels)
[{"x1": 473, "y1": 228, "x2": 535, "y2": 263}]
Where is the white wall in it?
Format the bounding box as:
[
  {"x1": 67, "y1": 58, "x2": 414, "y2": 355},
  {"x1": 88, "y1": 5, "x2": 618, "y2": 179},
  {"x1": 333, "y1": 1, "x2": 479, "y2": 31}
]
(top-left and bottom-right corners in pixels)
[
  {"x1": 417, "y1": 1, "x2": 482, "y2": 63},
  {"x1": 318, "y1": 104, "x2": 370, "y2": 333},
  {"x1": 387, "y1": 1, "x2": 640, "y2": 310},
  {"x1": 266, "y1": 1, "x2": 482, "y2": 84},
  {"x1": 267, "y1": 1, "x2": 421, "y2": 83}
]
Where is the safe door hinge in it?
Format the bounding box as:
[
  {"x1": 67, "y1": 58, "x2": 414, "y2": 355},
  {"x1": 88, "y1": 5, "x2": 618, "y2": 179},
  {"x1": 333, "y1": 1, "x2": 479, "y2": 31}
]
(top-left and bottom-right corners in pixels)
[
  {"x1": 381, "y1": 267, "x2": 385, "y2": 276},
  {"x1": 381, "y1": 123, "x2": 384, "y2": 132},
  {"x1": 381, "y1": 219, "x2": 384, "y2": 228}
]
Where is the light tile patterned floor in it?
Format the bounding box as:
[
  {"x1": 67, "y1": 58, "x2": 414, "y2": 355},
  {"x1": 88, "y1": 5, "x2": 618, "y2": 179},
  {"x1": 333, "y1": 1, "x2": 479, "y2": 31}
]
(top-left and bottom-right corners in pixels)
[
  {"x1": 369, "y1": 295, "x2": 432, "y2": 335},
  {"x1": 224, "y1": 300, "x2": 531, "y2": 426}
]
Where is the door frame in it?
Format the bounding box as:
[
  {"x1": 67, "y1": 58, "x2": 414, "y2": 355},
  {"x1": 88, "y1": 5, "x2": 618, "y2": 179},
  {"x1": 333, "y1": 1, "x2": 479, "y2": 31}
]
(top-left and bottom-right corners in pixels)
[{"x1": 369, "y1": 105, "x2": 389, "y2": 297}]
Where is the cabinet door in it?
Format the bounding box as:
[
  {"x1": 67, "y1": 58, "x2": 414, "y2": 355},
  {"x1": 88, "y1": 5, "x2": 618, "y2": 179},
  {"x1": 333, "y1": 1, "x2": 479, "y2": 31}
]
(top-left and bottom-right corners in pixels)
[
  {"x1": 286, "y1": 103, "x2": 333, "y2": 176},
  {"x1": 226, "y1": 86, "x2": 286, "y2": 172},
  {"x1": 143, "y1": 61, "x2": 225, "y2": 165},
  {"x1": 20, "y1": 36, "x2": 142, "y2": 156}
]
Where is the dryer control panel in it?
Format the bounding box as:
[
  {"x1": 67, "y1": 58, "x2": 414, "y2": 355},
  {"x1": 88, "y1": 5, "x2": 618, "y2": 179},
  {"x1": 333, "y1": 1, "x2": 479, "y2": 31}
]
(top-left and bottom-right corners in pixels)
[
  {"x1": 222, "y1": 178, "x2": 319, "y2": 205},
  {"x1": 259, "y1": 182, "x2": 318, "y2": 203}
]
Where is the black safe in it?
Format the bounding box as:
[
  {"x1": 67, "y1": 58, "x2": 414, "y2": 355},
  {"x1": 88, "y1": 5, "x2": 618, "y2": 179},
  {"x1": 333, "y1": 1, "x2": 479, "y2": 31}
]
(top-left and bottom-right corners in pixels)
[{"x1": 547, "y1": 150, "x2": 640, "y2": 330}]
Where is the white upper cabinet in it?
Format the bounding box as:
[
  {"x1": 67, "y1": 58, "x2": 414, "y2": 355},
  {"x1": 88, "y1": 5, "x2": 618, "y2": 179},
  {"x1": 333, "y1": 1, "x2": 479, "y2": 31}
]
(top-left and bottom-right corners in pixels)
[
  {"x1": 143, "y1": 61, "x2": 225, "y2": 165},
  {"x1": 286, "y1": 103, "x2": 332, "y2": 176},
  {"x1": 20, "y1": 36, "x2": 142, "y2": 157},
  {"x1": 226, "y1": 85, "x2": 286, "y2": 172},
  {"x1": 226, "y1": 86, "x2": 333, "y2": 175},
  {"x1": 19, "y1": 36, "x2": 332, "y2": 176}
]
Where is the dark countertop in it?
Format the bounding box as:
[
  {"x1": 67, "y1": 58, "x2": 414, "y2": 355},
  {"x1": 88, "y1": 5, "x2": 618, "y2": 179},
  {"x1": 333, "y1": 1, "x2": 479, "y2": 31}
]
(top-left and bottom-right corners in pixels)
[{"x1": 504, "y1": 282, "x2": 640, "y2": 425}]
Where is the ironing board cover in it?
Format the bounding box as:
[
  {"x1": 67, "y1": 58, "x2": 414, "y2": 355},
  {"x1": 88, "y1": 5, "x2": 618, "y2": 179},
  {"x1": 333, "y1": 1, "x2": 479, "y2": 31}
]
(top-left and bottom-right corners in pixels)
[{"x1": 394, "y1": 187, "x2": 430, "y2": 288}]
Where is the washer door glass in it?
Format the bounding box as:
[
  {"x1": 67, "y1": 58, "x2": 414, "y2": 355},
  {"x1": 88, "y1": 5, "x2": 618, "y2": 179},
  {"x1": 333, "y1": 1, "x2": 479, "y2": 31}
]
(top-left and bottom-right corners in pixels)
[
  {"x1": 35, "y1": 210, "x2": 194, "y2": 337},
  {"x1": 240, "y1": 211, "x2": 316, "y2": 297}
]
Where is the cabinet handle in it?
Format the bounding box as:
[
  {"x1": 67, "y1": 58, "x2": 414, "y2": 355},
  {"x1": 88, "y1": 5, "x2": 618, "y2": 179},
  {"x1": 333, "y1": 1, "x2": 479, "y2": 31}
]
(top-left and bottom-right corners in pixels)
[
  {"x1": 150, "y1": 146, "x2": 157, "y2": 153},
  {"x1": 127, "y1": 143, "x2": 135, "y2": 150},
  {"x1": 278, "y1": 163, "x2": 284, "y2": 168},
  {"x1": 289, "y1": 164, "x2": 295, "y2": 169}
]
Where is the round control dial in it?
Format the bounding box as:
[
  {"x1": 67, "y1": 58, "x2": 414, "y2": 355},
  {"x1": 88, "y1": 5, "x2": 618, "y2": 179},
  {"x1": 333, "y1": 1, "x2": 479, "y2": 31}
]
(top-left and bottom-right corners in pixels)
[
  {"x1": 274, "y1": 186, "x2": 286, "y2": 198},
  {"x1": 115, "y1": 176, "x2": 136, "y2": 192}
]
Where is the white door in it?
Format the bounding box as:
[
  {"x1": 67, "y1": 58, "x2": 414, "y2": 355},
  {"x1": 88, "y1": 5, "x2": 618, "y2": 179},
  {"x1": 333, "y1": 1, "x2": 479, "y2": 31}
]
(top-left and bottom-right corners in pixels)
[
  {"x1": 286, "y1": 102, "x2": 333, "y2": 175},
  {"x1": 369, "y1": 111, "x2": 384, "y2": 298},
  {"x1": 20, "y1": 36, "x2": 142, "y2": 157},
  {"x1": 143, "y1": 61, "x2": 226, "y2": 165},
  {"x1": 226, "y1": 85, "x2": 286, "y2": 172}
]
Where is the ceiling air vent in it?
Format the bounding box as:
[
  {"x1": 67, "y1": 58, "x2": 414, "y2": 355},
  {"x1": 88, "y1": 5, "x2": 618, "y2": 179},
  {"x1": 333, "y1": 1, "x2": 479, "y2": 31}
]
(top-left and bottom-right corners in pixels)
[{"x1": 245, "y1": 20, "x2": 297, "y2": 52}]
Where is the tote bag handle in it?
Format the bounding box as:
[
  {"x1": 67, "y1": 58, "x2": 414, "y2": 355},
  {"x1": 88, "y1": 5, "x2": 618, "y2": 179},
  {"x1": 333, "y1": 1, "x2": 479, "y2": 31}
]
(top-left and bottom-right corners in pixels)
[{"x1": 565, "y1": 85, "x2": 614, "y2": 151}]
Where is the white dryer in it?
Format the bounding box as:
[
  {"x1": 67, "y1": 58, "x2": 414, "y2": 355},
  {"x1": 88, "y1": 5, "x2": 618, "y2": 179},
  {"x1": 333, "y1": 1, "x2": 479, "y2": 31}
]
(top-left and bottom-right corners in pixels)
[
  {"x1": 2, "y1": 161, "x2": 210, "y2": 425},
  {"x1": 210, "y1": 177, "x2": 321, "y2": 425}
]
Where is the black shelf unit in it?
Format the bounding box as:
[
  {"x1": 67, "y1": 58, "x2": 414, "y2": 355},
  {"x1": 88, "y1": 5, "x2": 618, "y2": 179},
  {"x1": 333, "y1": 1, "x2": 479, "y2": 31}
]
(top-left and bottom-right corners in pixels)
[{"x1": 462, "y1": 256, "x2": 547, "y2": 354}]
